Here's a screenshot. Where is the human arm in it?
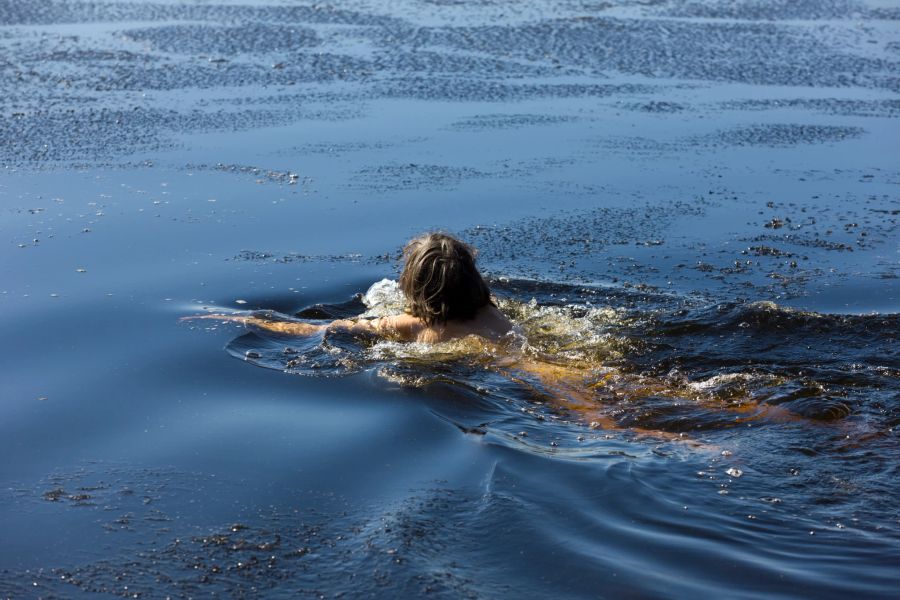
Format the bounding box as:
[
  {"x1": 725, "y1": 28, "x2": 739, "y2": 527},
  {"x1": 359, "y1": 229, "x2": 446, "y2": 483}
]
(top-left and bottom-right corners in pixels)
[
  {"x1": 182, "y1": 312, "x2": 421, "y2": 339},
  {"x1": 182, "y1": 313, "x2": 324, "y2": 335}
]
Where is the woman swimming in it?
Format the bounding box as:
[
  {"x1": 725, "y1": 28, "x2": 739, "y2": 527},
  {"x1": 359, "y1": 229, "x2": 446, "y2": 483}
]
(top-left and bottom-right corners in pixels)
[
  {"x1": 194, "y1": 233, "x2": 517, "y2": 343},
  {"x1": 188, "y1": 233, "x2": 808, "y2": 442}
]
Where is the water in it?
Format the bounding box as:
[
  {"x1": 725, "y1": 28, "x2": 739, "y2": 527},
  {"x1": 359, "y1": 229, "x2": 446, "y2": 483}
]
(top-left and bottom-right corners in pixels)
[{"x1": 1, "y1": 0, "x2": 899, "y2": 598}]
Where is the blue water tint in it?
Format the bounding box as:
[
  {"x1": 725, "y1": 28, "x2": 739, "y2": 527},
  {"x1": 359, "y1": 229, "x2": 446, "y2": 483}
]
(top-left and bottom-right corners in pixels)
[{"x1": 2, "y1": 0, "x2": 900, "y2": 598}]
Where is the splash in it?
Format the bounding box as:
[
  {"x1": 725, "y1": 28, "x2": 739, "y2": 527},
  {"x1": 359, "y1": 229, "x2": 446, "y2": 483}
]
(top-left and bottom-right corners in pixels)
[{"x1": 216, "y1": 279, "x2": 898, "y2": 442}]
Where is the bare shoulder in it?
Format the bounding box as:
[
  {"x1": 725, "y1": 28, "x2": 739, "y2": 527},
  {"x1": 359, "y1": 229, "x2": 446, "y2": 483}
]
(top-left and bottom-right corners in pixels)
[
  {"x1": 376, "y1": 313, "x2": 425, "y2": 341},
  {"x1": 434, "y1": 305, "x2": 516, "y2": 342},
  {"x1": 475, "y1": 304, "x2": 516, "y2": 337}
]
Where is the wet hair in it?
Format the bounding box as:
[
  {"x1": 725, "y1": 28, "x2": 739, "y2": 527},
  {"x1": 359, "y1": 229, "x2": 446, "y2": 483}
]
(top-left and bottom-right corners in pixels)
[{"x1": 399, "y1": 233, "x2": 492, "y2": 325}]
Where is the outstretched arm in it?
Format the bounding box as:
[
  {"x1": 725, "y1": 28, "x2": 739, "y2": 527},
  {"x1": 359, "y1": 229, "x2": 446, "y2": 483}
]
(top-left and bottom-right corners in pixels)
[
  {"x1": 183, "y1": 313, "x2": 324, "y2": 336},
  {"x1": 183, "y1": 313, "x2": 408, "y2": 338}
]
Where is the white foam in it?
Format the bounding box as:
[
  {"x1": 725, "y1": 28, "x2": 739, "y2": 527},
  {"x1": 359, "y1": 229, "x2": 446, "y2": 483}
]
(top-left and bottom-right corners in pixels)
[{"x1": 361, "y1": 278, "x2": 405, "y2": 317}]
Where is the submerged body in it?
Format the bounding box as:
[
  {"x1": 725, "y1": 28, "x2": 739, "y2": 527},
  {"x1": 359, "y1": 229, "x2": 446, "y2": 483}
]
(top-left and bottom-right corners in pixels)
[
  {"x1": 193, "y1": 295, "x2": 802, "y2": 445},
  {"x1": 188, "y1": 234, "x2": 845, "y2": 440}
]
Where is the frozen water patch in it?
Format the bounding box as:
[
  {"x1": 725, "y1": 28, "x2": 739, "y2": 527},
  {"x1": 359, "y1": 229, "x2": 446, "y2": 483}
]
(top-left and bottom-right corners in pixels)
[
  {"x1": 701, "y1": 123, "x2": 867, "y2": 147},
  {"x1": 350, "y1": 162, "x2": 490, "y2": 192},
  {"x1": 448, "y1": 113, "x2": 580, "y2": 130},
  {"x1": 122, "y1": 23, "x2": 321, "y2": 55}
]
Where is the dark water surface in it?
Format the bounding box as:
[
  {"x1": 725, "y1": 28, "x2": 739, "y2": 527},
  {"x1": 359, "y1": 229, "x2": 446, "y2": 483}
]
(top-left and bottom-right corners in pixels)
[{"x1": 2, "y1": 0, "x2": 899, "y2": 598}]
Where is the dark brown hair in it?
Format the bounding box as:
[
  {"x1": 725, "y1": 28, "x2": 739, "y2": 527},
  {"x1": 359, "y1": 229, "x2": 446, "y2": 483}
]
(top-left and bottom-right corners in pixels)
[{"x1": 399, "y1": 233, "x2": 491, "y2": 325}]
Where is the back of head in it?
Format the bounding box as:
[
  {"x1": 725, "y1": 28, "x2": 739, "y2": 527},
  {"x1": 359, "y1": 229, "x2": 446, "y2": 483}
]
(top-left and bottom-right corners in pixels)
[{"x1": 399, "y1": 233, "x2": 491, "y2": 325}]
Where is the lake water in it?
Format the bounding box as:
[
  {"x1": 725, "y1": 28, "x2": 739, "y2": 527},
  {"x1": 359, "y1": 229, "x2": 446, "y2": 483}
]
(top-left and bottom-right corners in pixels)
[{"x1": 1, "y1": 1, "x2": 898, "y2": 598}]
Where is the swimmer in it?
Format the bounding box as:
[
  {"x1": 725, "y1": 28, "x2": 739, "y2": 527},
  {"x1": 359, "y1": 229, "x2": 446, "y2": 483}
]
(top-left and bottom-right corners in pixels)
[
  {"x1": 186, "y1": 233, "x2": 777, "y2": 446},
  {"x1": 191, "y1": 233, "x2": 516, "y2": 343}
]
